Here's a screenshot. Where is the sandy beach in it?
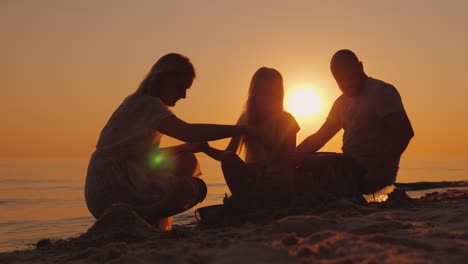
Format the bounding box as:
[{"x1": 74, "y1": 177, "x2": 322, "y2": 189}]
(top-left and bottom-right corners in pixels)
[
  {"x1": 3, "y1": 1, "x2": 468, "y2": 264},
  {"x1": 0, "y1": 188, "x2": 467, "y2": 264}
]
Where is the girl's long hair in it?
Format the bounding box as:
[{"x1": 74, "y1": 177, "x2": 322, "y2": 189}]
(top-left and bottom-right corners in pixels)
[
  {"x1": 237, "y1": 67, "x2": 284, "y2": 155},
  {"x1": 132, "y1": 53, "x2": 196, "y2": 98}
]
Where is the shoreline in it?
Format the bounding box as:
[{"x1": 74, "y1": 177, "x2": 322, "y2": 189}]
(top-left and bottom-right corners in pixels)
[{"x1": 1, "y1": 188, "x2": 467, "y2": 263}]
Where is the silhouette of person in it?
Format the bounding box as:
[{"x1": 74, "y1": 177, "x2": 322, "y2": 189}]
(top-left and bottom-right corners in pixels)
[
  {"x1": 85, "y1": 53, "x2": 253, "y2": 230},
  {"x1": 203, "y1": 67, "x2": 300, "y2": 207},
  {"x1": 297, "y1": 49, "x2": 414, "y2": 194}
]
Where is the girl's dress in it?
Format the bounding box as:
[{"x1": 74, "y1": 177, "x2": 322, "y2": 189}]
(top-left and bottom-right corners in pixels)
[{"x1": 236, "y1": 111, "x2": 299, "y2": 203}]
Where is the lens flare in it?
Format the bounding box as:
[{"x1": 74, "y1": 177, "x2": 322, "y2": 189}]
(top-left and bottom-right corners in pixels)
[
  {"x1": 153, "y1": 154, "x2": 164, "y2": 165},
  {"x1": 148, "y1": 151, "x2": 175, "y2": 173}
]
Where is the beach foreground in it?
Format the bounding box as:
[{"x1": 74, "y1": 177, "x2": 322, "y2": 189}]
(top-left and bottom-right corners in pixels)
[{"x1": 1, "y1": 189, "x2": 467, "y2": 264}]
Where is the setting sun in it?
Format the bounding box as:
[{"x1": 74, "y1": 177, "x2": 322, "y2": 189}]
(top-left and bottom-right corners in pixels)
[{"x1": 285, "y1": 88, "x2": 322, "y2": 119}]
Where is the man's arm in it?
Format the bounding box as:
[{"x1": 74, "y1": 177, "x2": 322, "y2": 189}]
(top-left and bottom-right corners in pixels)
[
  {"x1": 297, "y1": 118, "x2": 341, "y2": 153},
  {"x1": 293, "y1": 119, "x2": 340, "y2": 167},
  {"x1": 381, "y1": 110, "x2": 414, "y2": 158}
]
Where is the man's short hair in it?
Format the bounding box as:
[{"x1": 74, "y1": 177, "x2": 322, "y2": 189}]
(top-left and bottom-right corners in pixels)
[{"x1": 331, "y1": 49, "x2": 360, "y2": 66}]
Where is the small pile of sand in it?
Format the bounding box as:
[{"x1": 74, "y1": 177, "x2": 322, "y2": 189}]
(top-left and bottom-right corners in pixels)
[{"x1": 81, "y1": 204, "x2": 158, "y2": 243}]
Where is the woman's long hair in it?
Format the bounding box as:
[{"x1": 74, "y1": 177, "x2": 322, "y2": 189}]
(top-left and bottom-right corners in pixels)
[
  {"x1": 130, "y1": 53, "x2": 195, "y2": 231},
  {"x1": 237, "y1": 67, "x2": 285, "y2": 155},
  {"x1": 132, "y1": 53, "x2": 196, "y2": 97}
]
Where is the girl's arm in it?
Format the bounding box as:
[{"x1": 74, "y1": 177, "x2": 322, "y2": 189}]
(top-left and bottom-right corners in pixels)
[
  {"x1": 204, "y1": 135, "x2": 242, "y2": 161},
  {"x1": 157, "y1": 115, "x2": 247, "y2": 143},
  {"x1": 225, "y1": 135, "x2": 242, "y2": 152},
  {"x1": 204, "y1": 146, "x2": 225, "y2": 161}
]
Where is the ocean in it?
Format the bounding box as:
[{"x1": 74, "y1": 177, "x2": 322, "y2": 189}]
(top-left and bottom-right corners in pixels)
[{"x1": 0, "y1": 156, "x2": 467, "y2": 252}]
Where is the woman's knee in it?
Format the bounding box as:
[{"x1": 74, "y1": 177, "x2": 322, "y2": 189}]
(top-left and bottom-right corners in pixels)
[
  {"x1": 174, "y1": 152, "x2": 200, "y2": 176},
  {"x1": 136, "y1": 177, "x2": 207, "y2": 222},
  {"x1": 175, "y1": 151, "x2": 197, "y2": 164},
  {"x1": 193, "y1": 177, "x2": 207, "y2": 203},
  {"x1": 160, "y1": 177, "x2": 207, "y2": 217}
]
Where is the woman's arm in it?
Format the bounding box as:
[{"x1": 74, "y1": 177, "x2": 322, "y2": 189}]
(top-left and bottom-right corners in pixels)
[
  {"x1": 157, "y1": 115, "x2": 247, "y2": 143},
  {"x1": 204, "y1": 135, "x2": 242, "y2": 161},
  {"x1": 204, "y1": 146, "x2": 225, "y2": 161},
  {"x1": 159, "y1": 142, "x2": 209, "y2": 154}
]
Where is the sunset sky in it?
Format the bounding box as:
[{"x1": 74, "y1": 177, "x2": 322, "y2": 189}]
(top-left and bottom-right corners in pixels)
[{"x1": 2, "y1": 0, "x2": 467, "y2": 159}]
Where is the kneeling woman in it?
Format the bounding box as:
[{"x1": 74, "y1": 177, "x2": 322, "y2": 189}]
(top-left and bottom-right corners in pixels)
[{"x1": 85, "y1": 53, "x2": 249, "y2": 230}]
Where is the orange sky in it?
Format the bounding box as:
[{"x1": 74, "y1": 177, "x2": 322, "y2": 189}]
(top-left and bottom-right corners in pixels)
[{"x1": 1, "y1": 0, "x2": 467, "y2": 159}]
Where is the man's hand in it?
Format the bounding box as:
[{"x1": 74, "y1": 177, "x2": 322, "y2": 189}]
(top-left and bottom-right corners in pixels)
[
  {"x1": 297, "y1": 136, "x2": 315, "y2": 153},
  {"x1": 298, "y1": 119, "x2": 341, "y2": 153}
]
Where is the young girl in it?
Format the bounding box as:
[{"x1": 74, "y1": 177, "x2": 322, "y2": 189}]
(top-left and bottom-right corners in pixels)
[{"x1": 204, "y1": 67, "x2": 300, "y2": 207}]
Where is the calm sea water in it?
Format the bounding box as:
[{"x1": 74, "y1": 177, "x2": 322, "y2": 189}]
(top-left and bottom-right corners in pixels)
[{"x1": 0, "y1": 156, "x2": 467, "y2": 252}]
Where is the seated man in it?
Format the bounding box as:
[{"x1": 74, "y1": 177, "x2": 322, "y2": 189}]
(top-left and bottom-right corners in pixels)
[{"x1": 297, "y1": 49, "x2": 414, "y2": 195}]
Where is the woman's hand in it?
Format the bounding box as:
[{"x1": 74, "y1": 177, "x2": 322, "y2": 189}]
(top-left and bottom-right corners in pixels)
[{"x1": 182, "y1": 142, "x2": 210, "y2": 153}]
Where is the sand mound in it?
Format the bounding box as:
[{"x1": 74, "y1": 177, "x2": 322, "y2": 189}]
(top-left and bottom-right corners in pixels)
[{"x1": 81, "y1": 204, "x2": 158, "y2": 243}]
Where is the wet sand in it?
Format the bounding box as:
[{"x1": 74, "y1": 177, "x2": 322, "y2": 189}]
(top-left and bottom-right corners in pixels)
[{"x1": 1, "y1": 189, "x2": 467, "y2": 264}]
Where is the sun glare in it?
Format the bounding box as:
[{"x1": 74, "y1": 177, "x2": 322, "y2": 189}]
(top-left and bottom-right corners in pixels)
[{"x1": 285, "y1": 87, "x2": 322, "y2": 119}]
